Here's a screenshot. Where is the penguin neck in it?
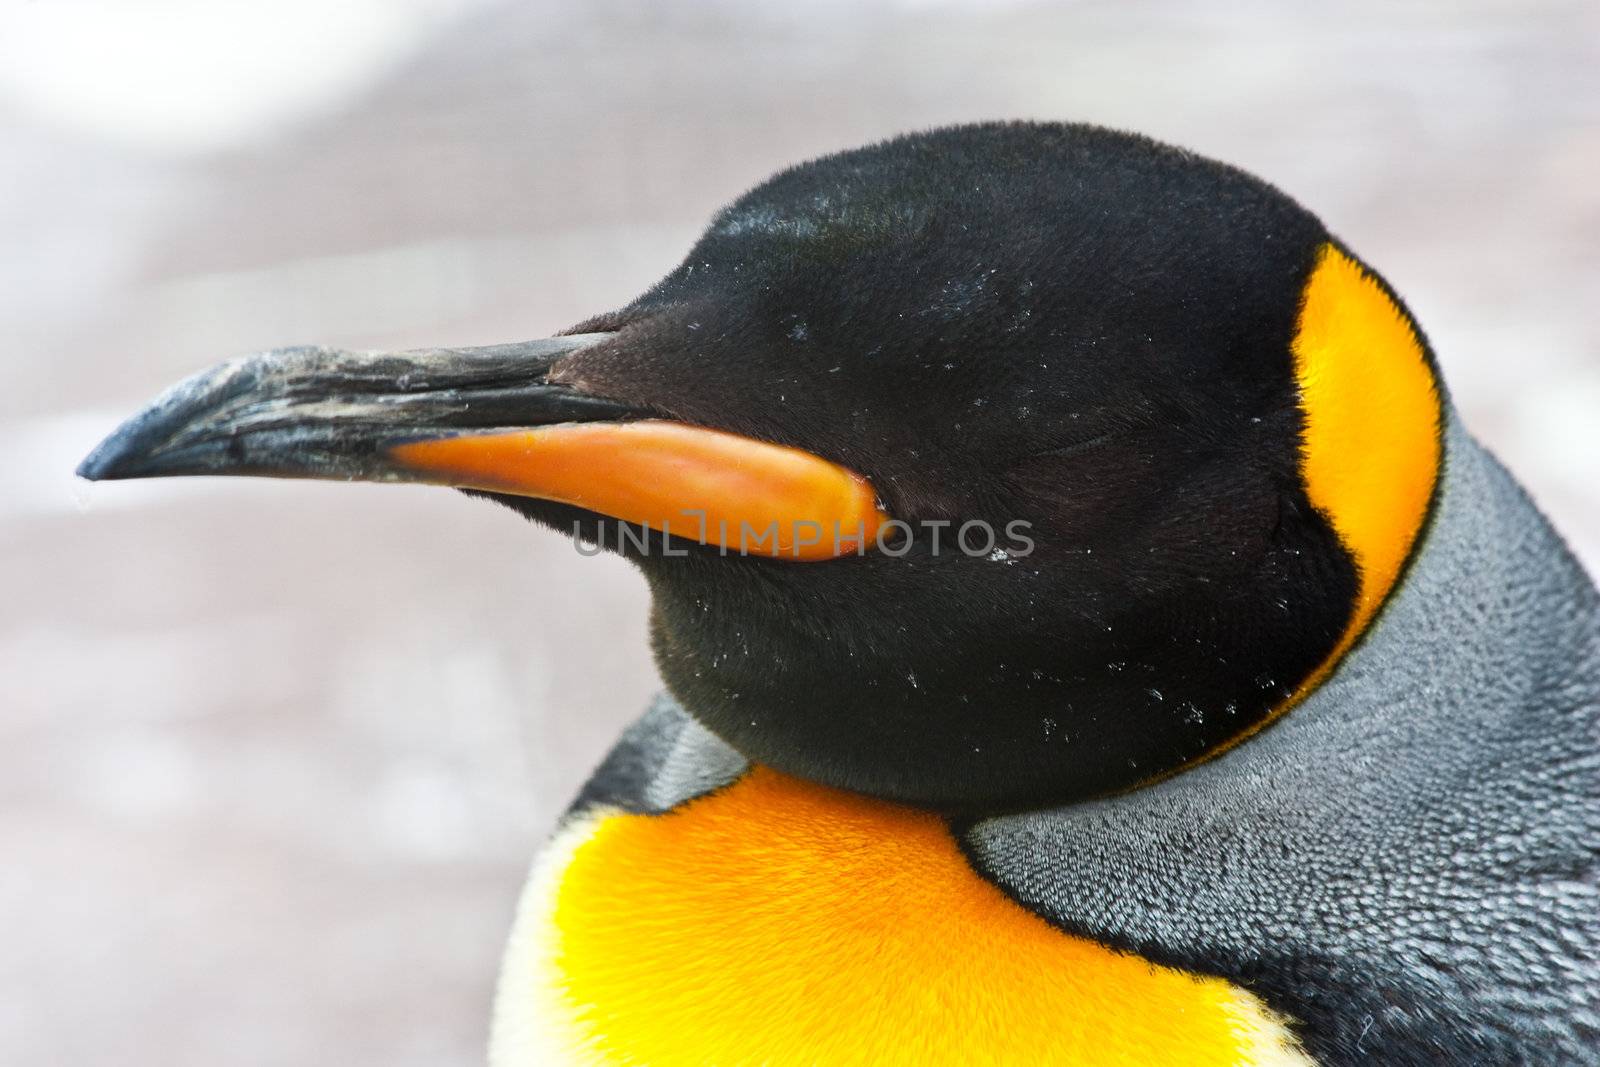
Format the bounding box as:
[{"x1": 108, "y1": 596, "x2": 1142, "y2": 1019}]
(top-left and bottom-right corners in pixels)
[
  {"x1": 651, "y1": 409, "x2": 1598, "y2": 815},
  {"x1": 957, "y1": 408, "x2": 1598, "y2": 1065},
  {"x1": 1277, "y1": 408, "x2": 1598, "y2": 763}
]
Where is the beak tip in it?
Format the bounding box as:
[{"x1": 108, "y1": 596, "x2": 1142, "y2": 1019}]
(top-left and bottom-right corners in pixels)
[
  {"x1": 76, "y1": 431, "x2": 141, "y2": 481},
  {"x1": 77, "y1": 400, "x2": 187, "y2": 480},
  {"x1": 76, "y1": 371, "x2": 228, "y2": 482}
]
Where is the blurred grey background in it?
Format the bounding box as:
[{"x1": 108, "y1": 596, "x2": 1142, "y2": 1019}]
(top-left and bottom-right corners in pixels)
[{"x1": 3, "y1": 1, "x2": 1596, "y2": 1063}]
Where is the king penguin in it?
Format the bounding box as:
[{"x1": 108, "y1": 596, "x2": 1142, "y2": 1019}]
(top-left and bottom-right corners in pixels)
[{"x1": 81, "y1": 122, "x2": 1597, "y2": 1065}]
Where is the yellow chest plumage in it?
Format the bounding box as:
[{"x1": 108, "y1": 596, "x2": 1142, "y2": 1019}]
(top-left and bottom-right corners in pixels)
[{"x1": 491, "y1": 767, "x2": 1310, "y2": 1066}]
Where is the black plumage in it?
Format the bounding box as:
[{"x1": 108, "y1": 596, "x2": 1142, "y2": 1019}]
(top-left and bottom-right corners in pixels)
[{"x1": 500, "y1": 122, "x2": 1359, "y2": 810}]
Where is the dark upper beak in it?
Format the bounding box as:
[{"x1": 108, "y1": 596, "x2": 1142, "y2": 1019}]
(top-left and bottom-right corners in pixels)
[
  {"x1": 78, "y1": 331, "x2": 890, "y2": 561},
  {"x1": 76, "y1": 334, "x2": 634, "y2": 483}
]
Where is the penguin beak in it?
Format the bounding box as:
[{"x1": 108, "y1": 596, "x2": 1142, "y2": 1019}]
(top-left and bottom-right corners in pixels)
[{"x1": 77, "y1": 335, "x2": 888, "y2": 561}]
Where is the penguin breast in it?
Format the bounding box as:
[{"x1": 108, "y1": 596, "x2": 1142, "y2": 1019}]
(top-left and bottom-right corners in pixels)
[{"x1": 491, "y1": 767, "x2": 1312, "y2": 1066}]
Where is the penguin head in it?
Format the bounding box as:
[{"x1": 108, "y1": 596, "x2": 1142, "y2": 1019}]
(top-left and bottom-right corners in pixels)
[{"x1": 80, "y1": 122, "x2": 1443, "y2": 812}]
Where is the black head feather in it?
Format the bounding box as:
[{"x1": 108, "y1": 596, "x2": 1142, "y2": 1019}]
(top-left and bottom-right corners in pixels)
[{"x1": 500, "y1": 122, "x2": 1357, "y2": 811}]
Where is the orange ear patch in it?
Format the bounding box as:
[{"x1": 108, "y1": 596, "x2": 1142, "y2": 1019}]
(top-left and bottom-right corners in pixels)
[
  {"x1": 1136, "y1": 243, "x2": 1443, "y2": 791},
  {"x1": 1290, "y1": 244, "x2": 1443, "y2": 685},
  {"x1": 390, "y1": 420, "x2": 890, "y2": 561}
]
